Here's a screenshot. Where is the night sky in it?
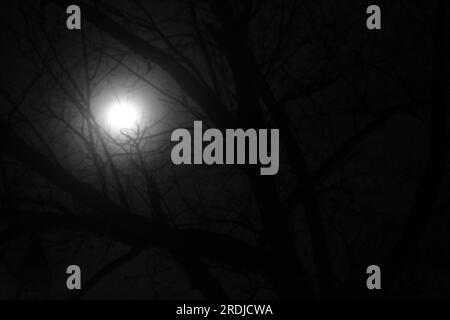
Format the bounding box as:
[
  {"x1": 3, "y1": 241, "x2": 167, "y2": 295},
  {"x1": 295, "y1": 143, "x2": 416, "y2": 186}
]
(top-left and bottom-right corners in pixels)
[{"x1": 0, "y1": 0, "x2": 449, "y2": 300}]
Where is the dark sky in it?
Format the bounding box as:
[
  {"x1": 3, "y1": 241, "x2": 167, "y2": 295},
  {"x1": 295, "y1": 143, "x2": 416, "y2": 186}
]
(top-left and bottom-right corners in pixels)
[{"x1": 0, "y1": 0, "x2": 449, "y2": 300}]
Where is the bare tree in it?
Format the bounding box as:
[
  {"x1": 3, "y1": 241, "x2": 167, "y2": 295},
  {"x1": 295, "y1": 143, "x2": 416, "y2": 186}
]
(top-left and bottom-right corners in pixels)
[{"x1": 0, "y1": 0, "x2": 448, "y2": 299}]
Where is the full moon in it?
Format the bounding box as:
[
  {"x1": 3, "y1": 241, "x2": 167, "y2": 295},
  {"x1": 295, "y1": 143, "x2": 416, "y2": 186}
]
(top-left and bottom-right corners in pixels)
[{"x1": 106, "y1": 100, "x2": 140, "y2": 130}]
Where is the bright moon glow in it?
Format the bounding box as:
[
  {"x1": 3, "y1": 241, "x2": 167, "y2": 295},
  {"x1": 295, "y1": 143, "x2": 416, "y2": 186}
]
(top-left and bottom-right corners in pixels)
[{"x1": 106, "y1": 101, "x2": 140, "y2": 130}]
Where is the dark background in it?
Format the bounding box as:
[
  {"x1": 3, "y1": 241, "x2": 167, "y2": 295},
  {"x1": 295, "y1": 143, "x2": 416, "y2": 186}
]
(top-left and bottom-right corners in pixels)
[{"x1": 0, "y1": 0, "x2": 448, "y2": 299}]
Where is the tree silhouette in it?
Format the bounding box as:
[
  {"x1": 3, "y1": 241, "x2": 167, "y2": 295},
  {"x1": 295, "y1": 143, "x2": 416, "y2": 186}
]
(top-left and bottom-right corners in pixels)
[{"x1": 0, "y1": 0, "x2": 448, "y2": 299}]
